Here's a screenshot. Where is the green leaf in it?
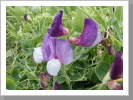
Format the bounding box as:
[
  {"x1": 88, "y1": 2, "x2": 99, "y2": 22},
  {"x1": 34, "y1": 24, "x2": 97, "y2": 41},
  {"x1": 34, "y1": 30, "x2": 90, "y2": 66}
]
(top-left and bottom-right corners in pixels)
[
  {"x1": 112, "y1": 20, "x2": 123, "y2": 43},
  {"x1": 11, "y1": 67, "x2": 19, "y2": 81},
  {"x1": 14, "y1": 6, "x2": 27, "y2": 17},
  {"x1": 97, "y1": 84, "x2": 108, "y2": 90},
  {"x1": 56, "y1": 76, "x2": 66, "y2": 84},
  {"x1": 72, "y1": 9, "x2": 87, "y2": 32},
  {"x1": 90, "y1": 68, "x2": 101, "y2": 84},
  {"x1": 74, "y1": 47, "x2": 86, "y2": 61},
  {"x1": 95, "y1": 62, "x2": 110, "y2": 81},
  {"x1": 6, "y1": 78, "x2": 16, "y2": 90},
  {"x1": 114, "y1": 6, "x2": 123, "y2": 26},
  {"x1": 31, "y1": 6, "x2": 41, "y2": 15},
  {"x1": 6, "y1": 50, "x2": 13, "y2": 58}
]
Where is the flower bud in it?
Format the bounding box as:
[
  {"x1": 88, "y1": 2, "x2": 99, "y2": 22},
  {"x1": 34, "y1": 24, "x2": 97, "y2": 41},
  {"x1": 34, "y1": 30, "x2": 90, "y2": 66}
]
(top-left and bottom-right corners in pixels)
[
  {"x1": 108, "y1": 81, "x2": 123, "y2": 90},
  {"x1": 110, "y1": 51, "x2": 123, "y2": 80},
  {"x1": 108, "y1": 45, "x2": 114, "y2": 55},
  {"x1": 54, "y1": 81, "x2": 60, "y2": 90},
  {"x1": 24, "y1": 14, "x2": 32, "y2": 23}
]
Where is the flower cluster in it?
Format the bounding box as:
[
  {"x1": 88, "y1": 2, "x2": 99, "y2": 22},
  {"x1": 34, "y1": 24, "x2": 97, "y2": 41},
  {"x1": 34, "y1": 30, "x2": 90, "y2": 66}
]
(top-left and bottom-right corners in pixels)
[{"x1": 33, "y1": 10, "x2": 102, "y2": 77}]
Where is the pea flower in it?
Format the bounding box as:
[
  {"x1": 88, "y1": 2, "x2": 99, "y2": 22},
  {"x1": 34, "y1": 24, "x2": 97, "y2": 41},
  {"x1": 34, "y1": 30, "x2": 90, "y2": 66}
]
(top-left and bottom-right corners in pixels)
[
  {"x1": 110, "y1": 51, "x2": 123, "y2": 80},
  {"x1": 108, "y1": 80, "x2": 123, "y2": 90},
  {"x1": 48, "y1": 10, "x2": 69, "y2": 37},
  {"x1": 68, "y1": 18, "x2": 102, "y2": 47},
  {"x1": 33, "y1": 47, "x2": 44, "y2": 64},
  {"x1": 42, "y1": 33, "x2": 73, "y2": 76}
]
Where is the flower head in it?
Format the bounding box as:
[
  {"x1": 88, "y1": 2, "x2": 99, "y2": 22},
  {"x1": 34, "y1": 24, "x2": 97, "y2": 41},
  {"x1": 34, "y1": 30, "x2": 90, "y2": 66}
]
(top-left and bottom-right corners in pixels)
[
  {"x1": 42, "y1": 33, "x2": 73, "y2": 76},
  {"x1": 68, "y1": 18, "x2": 102, "y2": 47},
  {"x1": 110, "y1": 51, "x2": 123, "y2": 80},
  {"x1": 48, "y1": 10, "x2": 69, "y2": 37}
]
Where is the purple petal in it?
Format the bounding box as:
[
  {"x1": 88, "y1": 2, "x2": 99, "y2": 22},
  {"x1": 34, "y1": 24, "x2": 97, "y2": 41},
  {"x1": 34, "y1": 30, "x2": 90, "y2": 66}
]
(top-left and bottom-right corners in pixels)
[
  {"x1": 42, "y1": 33, "x2": 56, "y2": 62},
  {"x1": 108, "y1": 45, "x2": 114, "y2": 55},
  {"x1": 24, "y1": 14, "x2": 28, "y2": 21},
  {"x1": 56, "y1": 39, "x2": 73, "y2": 65},
  {"x1": 108, "y1": 81, "x2": 123, "y2": 90},
  {"x1": 40, "y1": 81, "x2": 46, "y2": 87},
  {"x1": 76, "y1": 18, "x2": 98, "y2": 47},
  {"x1": 39, "y1": 73, "x2": 44, "y2": 80},
  {"x1": 54, "y1": 81, "x2": 60, "y2": 90},
  {"x1": 69, "y1": 18, "x2": 101, "y2": 47},
  {"x1": 48, "y1": 10, "x2": 68, "y2": 37},
  {"x1": 110, "y1": 51, "x2": 123, "y2": 80},
  {"x1": 44, "y1": 73, "x2": 51, "y2": 78}
]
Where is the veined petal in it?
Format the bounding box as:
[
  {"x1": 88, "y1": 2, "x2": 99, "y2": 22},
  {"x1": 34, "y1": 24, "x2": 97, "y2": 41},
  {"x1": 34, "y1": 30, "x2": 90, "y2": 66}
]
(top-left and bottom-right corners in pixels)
[
  {"x1": 48, "y1": 10, "x2": 69, "y2": 37},
  {"x1": 56, "y1": 39, "x2": 73, "y2": 65},
  {"x1": 42, "y1": 33, "x2": 56, "y2": 62},
  {"x1": 54, "y1": 81, "x2": 60, "y2": 90},
  {"x1": 110, "y1": 51, "x2": 123, "y2": 80},
  {"x1": 46, "y1": 58, "x2": 61, "y2": 76},
  {"x1": 76, "y1": 18, "x2": 98, "y2": 47},
  {"x1": 33, "y1": 47, "x2": 44, "y2": 63}
]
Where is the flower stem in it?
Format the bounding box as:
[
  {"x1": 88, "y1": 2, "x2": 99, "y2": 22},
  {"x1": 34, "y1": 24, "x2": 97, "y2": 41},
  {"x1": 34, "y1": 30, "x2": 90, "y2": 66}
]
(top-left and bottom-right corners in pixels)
[{"x1": 62, "y1": 65, "x2": 72, "y2": 90}]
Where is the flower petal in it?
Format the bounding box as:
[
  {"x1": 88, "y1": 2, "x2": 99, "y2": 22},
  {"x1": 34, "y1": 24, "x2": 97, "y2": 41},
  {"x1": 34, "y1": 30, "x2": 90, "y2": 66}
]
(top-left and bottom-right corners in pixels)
[
  {"x1": 75, "y1": 18, "x2": 98, "y2": 47},
  {"x1": 46, "y1": 58, "x2": 61, "y2": 76},
  {"x1": 48, "y1": 10, "x2": 68, "y2": 37},
  {"x1": 33, "y1": 47, "x2": 44, "y2": 63},
  {"x1": 110, "y1": 51, "x2": 123, "y2": 80},
  {"x1": 54, "y1": 81, "x2": 60, "y2": 90},
  {"x1": 108, "y1": 81, "x2": 123, "y2": 90},
  {"x1": 24, "y1": 14, "x2": 28, "y2": 21},
  {"x1": 42, "y1": 33, "x2": 56, "y2": 62},
  {"x1": 56, "y1": 39, "x2": 73, "y2": 65},
  {"x1": 89, "y1": 32, "x2": 102, "y2": 47}
]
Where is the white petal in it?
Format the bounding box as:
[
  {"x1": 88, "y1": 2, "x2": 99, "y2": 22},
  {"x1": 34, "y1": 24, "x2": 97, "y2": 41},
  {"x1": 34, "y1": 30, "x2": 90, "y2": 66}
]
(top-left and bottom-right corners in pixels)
[
  {"x1": 90, "y1": 32, "x2": 102, "y2": 47},
  {"x1": 46, "y1": 58, "x2": 61, "y2": 76},
  {"x1": 33, "y1": 47, "x2": 44, "y2": 63}
]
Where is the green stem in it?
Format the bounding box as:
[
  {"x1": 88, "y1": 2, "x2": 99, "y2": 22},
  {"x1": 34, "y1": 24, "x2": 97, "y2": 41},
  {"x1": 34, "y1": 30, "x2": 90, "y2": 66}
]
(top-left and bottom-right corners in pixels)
[{"x1": 62, "y1": 65, "x2": 72, "y2": 90}]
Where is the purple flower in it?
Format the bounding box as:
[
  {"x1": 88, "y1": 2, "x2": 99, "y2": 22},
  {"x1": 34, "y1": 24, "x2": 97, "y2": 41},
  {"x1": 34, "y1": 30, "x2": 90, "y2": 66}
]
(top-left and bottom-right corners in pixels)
[
  {"x1": 68, "y1": 18, "x2": 102, "y2": 47},
  {"x1": 110, "y1": 51, "x2": 123, "y2": 80},
  {"x1": 108, "y1": 45, "x2": 114, "y2": 55},
  {"x1": 39, "y1": 73, "x2": 51, "y2": 87},
  {"x1": 48, "y1": 10, "x2": 69, "y2": 37},
  {"x1": 42, "y1": 33, "x2": 73, "y2": 76},
  {"x1": 108, "y1": 81, "x2": 123, "y2": 90},
  {"x1": 54, "y1": 81, "x2": 60, "y2": 90}
]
